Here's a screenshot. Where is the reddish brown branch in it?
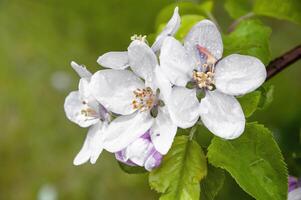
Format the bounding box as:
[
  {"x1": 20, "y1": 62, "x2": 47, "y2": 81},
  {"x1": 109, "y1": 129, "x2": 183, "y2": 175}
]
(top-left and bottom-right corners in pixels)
[{"x1": 266, "y1": 45, "x2": 301, "y2": 81}]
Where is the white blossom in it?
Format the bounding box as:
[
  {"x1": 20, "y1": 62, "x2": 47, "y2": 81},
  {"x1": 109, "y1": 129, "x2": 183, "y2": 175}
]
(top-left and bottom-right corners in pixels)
[
  {"x1": 159, "y1": 19, "x2": 267, "y2": 139},
  {"x1": 64, "y1": 61, "x2": 110, "y2": 165},
  {"x1": 89, "y1": 40, "x2": 177, "y2": 156}
]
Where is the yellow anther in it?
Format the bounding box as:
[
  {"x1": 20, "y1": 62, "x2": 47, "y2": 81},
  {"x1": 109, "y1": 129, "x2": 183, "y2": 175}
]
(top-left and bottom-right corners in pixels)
[{"x1": 132, "y1": 87, "x2": 156, "y2": 111}]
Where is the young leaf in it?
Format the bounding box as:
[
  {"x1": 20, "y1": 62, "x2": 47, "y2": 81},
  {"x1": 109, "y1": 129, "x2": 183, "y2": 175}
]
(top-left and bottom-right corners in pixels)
[
  {"x1": 117, "y1": 161, "x2": 147, "y2": 174},
  {"x1": 258, "y1": 84, "x2": 274, "y2": 110},
  {"x1": 207, "y1": 122, "x2": 288, "y2": 200},
  {"x1": 254, "y1": 0, "x2": 301, "y2": 25},
  {"x1": 175, "y1": 15, "x2": 205, "y2": 41},
  {"x1": 223, "y1": 19, "x2": 271, "y2": 65},
  {"x1": 224, "y1": 0, "x2": 252, "y2": 19},
  {"x1": 155, "y1": 1, "x2": 213, "y2": 29},
  {"x1": 237, "y1": 91, "x2": 261, "y2": 118},
  {"x1": 149, "y1": 135, "x2": 207, "y2": 200},
  {"x1": 200, "y1": 164, "x2": 225, "y2": 200}
]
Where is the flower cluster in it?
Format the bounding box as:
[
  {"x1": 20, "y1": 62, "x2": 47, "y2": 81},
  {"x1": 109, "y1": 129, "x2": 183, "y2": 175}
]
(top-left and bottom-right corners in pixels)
[{"x1": 64, "y1": 7, "x2": 266, "y2": 171}]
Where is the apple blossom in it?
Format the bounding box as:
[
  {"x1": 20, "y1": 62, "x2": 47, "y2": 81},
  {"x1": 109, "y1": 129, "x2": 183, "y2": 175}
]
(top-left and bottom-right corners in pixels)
[
  {"x1": 159, "y1": 19, "x2": 267, "y2": 139},
  {"x1": 64, "y1": 61, "x2": 110, "y2": 165}
]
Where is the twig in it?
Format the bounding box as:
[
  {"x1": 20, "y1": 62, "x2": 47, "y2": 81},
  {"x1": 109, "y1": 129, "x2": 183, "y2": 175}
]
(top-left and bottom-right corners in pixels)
[
  {"x1": 266, "y1": 45, "x2": 301, "y2": 81},
  {"x1": 228, "y1": 12, "x2": 255, "y2": 33}
]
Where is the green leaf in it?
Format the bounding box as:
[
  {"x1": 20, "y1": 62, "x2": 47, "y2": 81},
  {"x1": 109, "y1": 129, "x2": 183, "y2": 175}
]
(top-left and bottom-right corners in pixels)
[
  {"x1": 149, "y1": 135, "x2": 207, "y2": 200},
  {"x1": 155, "y1": 1, "x2": 213, "y2": 29},
  {"x1": 117, "y1": 161, "x2": 147, "y2": 174},
  {"x1": 254, "y1": 0, "x2": 301, "y2": 25},
  {"x1": 225, "y1": 0, "x2": 252, "y2": 19},
  {"x1": 200, "y1": 164, "x2": 225, "y2": 200},
  {"x1": 258, "y1": 84, "x2": 274, "y2": 110},
  {"x1": 223, "y1": 19, "x2": 271, "y2": 65},
  {"x1": 237, "y1": 91, "x2": 261, "y2": 118},
  {"x1": 207, "y1": 122, "x2": 288, "y2": 200},
  {"x1": 175, "y1": 15, "x2": 205, "y2": 41}
]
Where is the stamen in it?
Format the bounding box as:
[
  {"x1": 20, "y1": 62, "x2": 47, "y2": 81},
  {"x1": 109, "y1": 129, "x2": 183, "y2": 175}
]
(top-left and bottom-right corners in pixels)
[
  {"x1": 193, "y1": 71, "x2": 215, "y2": 90},
  {"x1": 132, "y1": 87, "x2": 156, "y2": 112},
  {"x1": 131, "y1": 34, "x2": 147, "y2": 43},
  {"x1": 81, "y1": 108, "x2": 98, "y2": 118}
]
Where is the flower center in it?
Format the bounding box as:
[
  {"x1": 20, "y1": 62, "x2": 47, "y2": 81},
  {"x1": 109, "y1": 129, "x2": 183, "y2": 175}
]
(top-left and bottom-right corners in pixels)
[
  {"x1": 81, "y1": 107, "x2": 98, "y2": 119},
  {"x1": 132, "y1": 87, "x2": 156, "y2": 112},
  {"x1": 193, "y1": 70, "x2": 215, "y2": 90},
  {"x1": 192, "y1": 45, "x2": 217, "y2": 91},
  {"x1": 131, "y1": 34, "x2": 147, "y2": 42}
]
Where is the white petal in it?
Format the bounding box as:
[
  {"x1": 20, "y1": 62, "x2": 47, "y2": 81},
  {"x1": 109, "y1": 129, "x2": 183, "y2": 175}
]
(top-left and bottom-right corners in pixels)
[
  {"x1": 64, "y1": 91, "x2": 99, "y2": 127},
  {"x1": 97, "y1": 51, "x2": 129, "y2": 69},
  {"x1": 215, "y1": 54, "x2": 267, "y2": 96},
  {"x1": 199, "y1": 91, "x2": 245, "y2": 139},
  {"x1": 184, "y1": 20, "x2": 223, "y2": 63},
  {"x1": 144, "y1": 152, "x2": 162, "y2": 171},
  {"x1": 151, "y1": 107, "x2": 177, "y2": 155},
  {"x1": 288, "y1": 188, "x2": 301, "y2": 200},
  {"x1": 73, "y1": 122, "x2": 104, "y2": 165},
  {"x1": 167, "y1": 86, "x2": 199, "y2": 128},
  {"x1": 160, "y1": 37, "x2": 194, "y2": 87},
  {"x1": 89, "y1": 69, "x2": 144, "y2": 115},
  {"x1": 128, "y1": 40, "x2": 158, "y2": 83},
  {"x1": 78, "y1": 78, "x2": 91, "y2": 100},
  {"x1": 154, "y1": 66, "x2": 172, "y2": 101},
  {"x1": 151, "y1": 7, "x2": 181, "y2": 52},
  {"x1": 103, "y1": 112, "x2": 154, "y2": 152},
  {"x1": 124, "y1": 138, "x2": 153, "y2": 166},
  {"x1": 71, "y1": 61, "x2": 92, "y2": 79}
]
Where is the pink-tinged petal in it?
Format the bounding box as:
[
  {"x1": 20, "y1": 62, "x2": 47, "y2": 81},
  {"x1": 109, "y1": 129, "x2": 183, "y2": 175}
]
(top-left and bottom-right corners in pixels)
[
  {"x1": 97, "y1": 51, "x2": 129, "y2": 69},
  {"x1": 199, "y1": 90, "x2": 245, "y2": 139},
  {"x1": 144, "y1": 151, "x2": 163, "y2": 171},
  {"x1": 184, "y1": 20, "x2": 223, "y2": 64},
  {"x1": 103, "y1": 112, "x2": 154, "y2": 152},
  {"x1": 288, "y1": 188, "x2": 301, "y2": 200},
  {"x1": 215, "y1": 54, "x2": 267, "y2": 96},
  {"x1": 152, "y1": 7, "x2": 181, "y2": 52}
]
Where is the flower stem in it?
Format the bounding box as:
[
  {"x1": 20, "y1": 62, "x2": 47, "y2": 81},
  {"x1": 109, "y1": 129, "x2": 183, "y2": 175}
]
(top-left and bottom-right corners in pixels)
[
  {"x1": 266, "y1": 44, "x2": 301, "y2": 81},
  {"x1": 189, "y1": 126, "x2": 197, "y2": 140}
]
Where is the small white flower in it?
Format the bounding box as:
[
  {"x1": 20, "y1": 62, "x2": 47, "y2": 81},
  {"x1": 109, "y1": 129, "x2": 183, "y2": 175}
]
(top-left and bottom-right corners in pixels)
[
  {"x1": 96, "y1": 7, "x2": 180, "y2": 70},
  {"x1": 159, "y1": 19, "x2": 267, "y2": 139},
  {"x1": 89, "y1": 40, "x2": 177, "y2": 155},
  {"x1": 64, "y1": 61, "x2": 110, "y2": 165}
]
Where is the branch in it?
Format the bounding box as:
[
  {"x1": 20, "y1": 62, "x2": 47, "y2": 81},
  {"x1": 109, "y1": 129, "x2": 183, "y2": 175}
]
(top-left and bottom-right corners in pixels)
[{"x1": 266, "y1": 45, "x2": 301, "y2": 81}]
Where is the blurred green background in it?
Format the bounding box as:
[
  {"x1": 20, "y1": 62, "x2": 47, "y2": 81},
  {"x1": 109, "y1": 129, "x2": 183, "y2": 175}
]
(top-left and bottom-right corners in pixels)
[{"x1": 0, "y1": 0, "x2": 300, "y2": 199}]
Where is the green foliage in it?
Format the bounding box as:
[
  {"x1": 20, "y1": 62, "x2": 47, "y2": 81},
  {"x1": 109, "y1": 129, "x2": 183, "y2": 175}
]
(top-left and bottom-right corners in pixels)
[
  {"x1": 149, "y1": 136, "x2": 207, "y2": 200},
  {"x1": 118, "y1": 161, "x2": 147, "y2": 174},
  {"x1": 223, "y1": 19, "x2": 272, "y2": 65},
  {"x1": 155, "y1": 1, "x2": 213, "y2": 29},
  {"x1": 258, "y1": 85, "x2": 274, "y2": 110},
  {"x1": 237, "y1": 84, "x2": 274, "y2": 118},
  {"x1": 175, "y1": 15, "x2": 205, "y2": 41},
  {"x1": 224, "y1": 0, "x2": 252, "y2": 19},
  {"x1": 200, "y1": 164, "x2": 225, "y2": 200},
  {"x1": 207, "y1": 122, "x2": 288, "y2": 200},
  {"x1": 254, "y1": 0, "x2": 301, "y2": 25},
  {"x1": 238, "y1": 91, "x2": 262, "y2": 118}
]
